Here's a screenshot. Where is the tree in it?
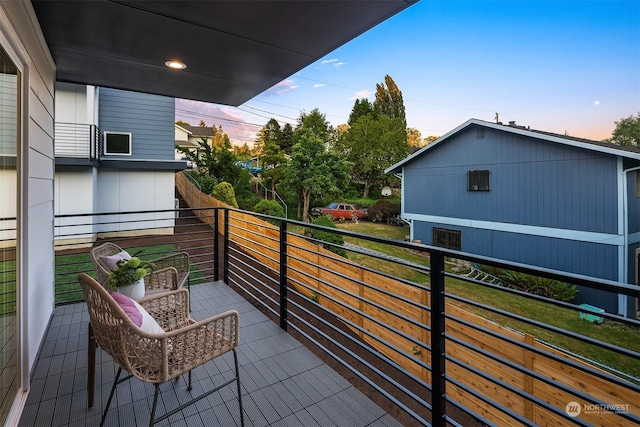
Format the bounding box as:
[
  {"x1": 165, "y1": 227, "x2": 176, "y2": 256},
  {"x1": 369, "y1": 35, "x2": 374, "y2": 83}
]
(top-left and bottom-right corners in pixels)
[
  {"x1": 284, "y1": 132, "x2": 350, "y2": 222},
  {"x1": 607, "y1": 113, "x2": 640, "y2": 147},
  {"x1": 407, "y1": 127, "x2": 422, "y2": 147},
  {"x1": 177, "y1": 135, "x2": 240, "y2": 183},
  {"x1": 232, "y1": 143, "x2": 252, "y2": 160},
  {"x1": 335, "y1": 113, "x2": 408, "y2": 198},
  {"x1": 424, "y1": 135, "x2": 439, "y2": 146},
  {"x1": 348, "y1": 98, "x2": 374, "y2": 126},
  {"x1": 261, "y1": 139, "x2": 288, "y2": 199},
  {"x1": 280, "y1": 123, "x2": 294, "y2": 154},
  {"x1": 210, "y1": 125, "x2": 231, "y2": 150},
  {"x1": 176, "y1": 120, "x2": 191, "y2": 127},
  {"x1": 293, "y1": 108, "x2": 334, "y2": 146},
  {"x1": 374, "y1": 75, "x2": 406, "y2": 130},
  {"x1": 198, "y1": 120, "x2": 207, "y2": 127}
]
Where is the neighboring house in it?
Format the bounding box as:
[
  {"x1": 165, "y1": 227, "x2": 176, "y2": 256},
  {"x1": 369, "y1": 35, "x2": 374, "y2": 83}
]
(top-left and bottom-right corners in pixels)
[
  {"x1": 174, "y1": 124, "x2": 219, "y2": 160},
  {"x1": 174, "y1": 123, "x2": 204, "y2": 162},
  {"x1": 386, "y1": 118, "x2": 640, "y2": 317},
  {"x1": 55, "y1": 83, "x2": 187, "y2": 245}
]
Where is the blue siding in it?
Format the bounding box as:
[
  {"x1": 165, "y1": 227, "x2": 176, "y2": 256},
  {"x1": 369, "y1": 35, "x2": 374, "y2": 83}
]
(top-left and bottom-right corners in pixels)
[
  {"x1": 414, "y1": 220, "x2": 619, "y2": 312},
  {"x1": 403, "y1": 126, "x2": 619, "y2": 234},
  {"x1": 627, "y1": 171, "x2": 640, "y2": 235},
  {"x1": 99, "y1": 88, "x2": 174, "y2": 160}
]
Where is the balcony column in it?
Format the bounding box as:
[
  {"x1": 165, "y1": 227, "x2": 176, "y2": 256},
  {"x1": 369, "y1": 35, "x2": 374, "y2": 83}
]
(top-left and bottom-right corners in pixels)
[
  {"x1": 430, "y1": 251, "x2": 446, "y2": 424},
  {"x1": 279, "y1": 220, "x2": 288, "y2": 330}
]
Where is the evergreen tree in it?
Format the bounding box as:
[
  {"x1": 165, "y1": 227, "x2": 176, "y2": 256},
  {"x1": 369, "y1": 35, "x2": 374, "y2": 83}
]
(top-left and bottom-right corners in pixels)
[{"x1": 374, "y1": 75, "x2": 407, "y2": 131}]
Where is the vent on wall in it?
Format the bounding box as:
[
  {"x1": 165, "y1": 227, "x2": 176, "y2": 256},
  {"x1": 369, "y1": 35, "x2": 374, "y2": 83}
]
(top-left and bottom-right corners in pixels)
[{"x1": 477, "y1": 128, "x2": 485, "y2": 139}]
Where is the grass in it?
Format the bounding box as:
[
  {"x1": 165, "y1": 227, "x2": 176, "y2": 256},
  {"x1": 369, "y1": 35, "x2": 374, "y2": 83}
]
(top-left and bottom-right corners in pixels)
[
  {"x1": 54, "y1": 244, "x2": 204, "y2": 304},
  {"x1": 332, "y1": 221, "x2": 640, "y2": 379}
]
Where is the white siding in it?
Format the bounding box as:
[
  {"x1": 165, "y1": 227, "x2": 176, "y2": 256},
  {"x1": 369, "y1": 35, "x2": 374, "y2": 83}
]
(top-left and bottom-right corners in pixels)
[{"x1": 0, "y1": 1, "x2": 56, "y2": 424}]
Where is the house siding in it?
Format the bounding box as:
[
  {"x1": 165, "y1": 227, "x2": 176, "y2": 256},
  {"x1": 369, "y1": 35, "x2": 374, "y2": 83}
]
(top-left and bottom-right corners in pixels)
[
  {"x1": 403, "y1": 126, "x2": 619, "y2": 234},
  {"x1": 401, "y1": 123, "x2": 636, "y2": 314},
  {"x1": 414, "y1": 220, "x2": 619, "y2": 312},
  {"x1": 1, "y1": 1, "x2": 57, "y2": 422},
  {"x1": 99, "y1": 88, "x2": 174, "y2": 160}
]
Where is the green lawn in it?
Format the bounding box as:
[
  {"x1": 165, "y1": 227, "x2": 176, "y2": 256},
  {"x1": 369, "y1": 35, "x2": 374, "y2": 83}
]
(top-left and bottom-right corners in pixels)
[{"x1": 334, "y1": 221, "x2": 640, "y2": 379}]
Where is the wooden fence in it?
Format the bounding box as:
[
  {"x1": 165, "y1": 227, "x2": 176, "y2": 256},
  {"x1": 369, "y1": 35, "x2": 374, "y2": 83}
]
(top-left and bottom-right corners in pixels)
[{"x1": 176, "y1": 172, "x2": 639, "y2": 426}]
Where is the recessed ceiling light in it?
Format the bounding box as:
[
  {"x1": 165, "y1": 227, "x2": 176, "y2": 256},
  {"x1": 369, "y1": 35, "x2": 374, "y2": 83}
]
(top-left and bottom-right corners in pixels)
[{"x1": 165, "y1": 60, "x2": 186, "y2": 70}]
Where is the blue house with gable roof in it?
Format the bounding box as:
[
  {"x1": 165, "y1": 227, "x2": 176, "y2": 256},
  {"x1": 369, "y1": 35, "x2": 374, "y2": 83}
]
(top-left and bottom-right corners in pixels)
[{"x1": 386, "y1": 118, "x2": 640, "y2": 317}]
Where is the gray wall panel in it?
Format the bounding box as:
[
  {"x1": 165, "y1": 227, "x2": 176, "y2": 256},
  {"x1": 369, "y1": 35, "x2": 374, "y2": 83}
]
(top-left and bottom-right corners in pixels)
[{"x1": 98, "y1": 88, "x2": 174, "y2": 160}]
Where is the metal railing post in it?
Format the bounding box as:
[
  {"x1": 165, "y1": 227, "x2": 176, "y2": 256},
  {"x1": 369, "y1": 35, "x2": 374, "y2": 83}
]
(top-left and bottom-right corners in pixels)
[
  {"x1": 223, "y1": 209, "x2": 229, "y2": 284},
  {"x1": 213, "y1": 208, "x2": 219, "y2": 281},
  {"x1": 430, "y1": 251, "x2": 446, "y2": 425},
  {"x1": 279, "y1": 220, "x2": 288, "y2": 330}
]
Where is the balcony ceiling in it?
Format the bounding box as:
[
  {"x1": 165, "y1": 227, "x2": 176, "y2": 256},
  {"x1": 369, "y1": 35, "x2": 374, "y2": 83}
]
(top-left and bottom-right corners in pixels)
[{"x1": 31, "y1": 0, "x2": 416, "y2": 106}]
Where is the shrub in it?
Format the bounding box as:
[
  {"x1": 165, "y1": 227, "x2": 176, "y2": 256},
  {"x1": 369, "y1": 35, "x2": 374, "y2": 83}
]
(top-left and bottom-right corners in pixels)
[
  {"x1": 367, "y1": 199, "x2": 401, "y2": 223},
  {"x1": 305, "y1": 215, "x2": 348, "y2": 258},
  {"x1": 211, "y1": 181, "x2": 238, "y2": 208},
  {"x1": 496, "y1": 270, "x2": 578, "y2": 302},
  {"x1": 233, "y1": 170, "x2": 261, "y2": 210},
  {"x1": 253, "y1": 200, "x2": 285, "y2": 219},
  {"x1": 186, "y1": 172, "x2": 218, "y2": 195}
]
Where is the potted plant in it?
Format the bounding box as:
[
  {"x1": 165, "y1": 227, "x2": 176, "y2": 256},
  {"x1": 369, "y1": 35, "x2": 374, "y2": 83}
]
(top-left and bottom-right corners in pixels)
[{"x1": 107, "y1": 257, "x2": 155, "y2": 300}]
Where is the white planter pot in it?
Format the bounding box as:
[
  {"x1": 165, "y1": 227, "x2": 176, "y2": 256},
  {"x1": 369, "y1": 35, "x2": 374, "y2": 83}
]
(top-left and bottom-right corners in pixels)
[{"x1": 117, "y1": 278, "x2": 145, "y2": 301}]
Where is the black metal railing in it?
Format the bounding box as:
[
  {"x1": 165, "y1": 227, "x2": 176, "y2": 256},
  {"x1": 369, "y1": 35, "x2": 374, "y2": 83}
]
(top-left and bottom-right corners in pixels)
[{"x1": 53, "y1": 206, "x2": 640, "y2": 426}]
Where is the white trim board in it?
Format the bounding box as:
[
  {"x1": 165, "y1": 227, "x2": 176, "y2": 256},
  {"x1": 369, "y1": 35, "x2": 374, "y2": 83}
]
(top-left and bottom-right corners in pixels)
[{"x1": 404, "y1": 213, "x2": 624, "y2": 246}]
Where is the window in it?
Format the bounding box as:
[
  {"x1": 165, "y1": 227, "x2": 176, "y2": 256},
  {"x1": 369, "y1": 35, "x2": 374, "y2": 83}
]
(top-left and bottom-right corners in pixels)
[
  {"x1": 468, "y1": 170, "x2": 490, "y2": 191},
  {"x1": 432, "y1": 228, "x2": 461, "y2": 251},
  {"x1": 104, "y1": 132, "x2": 132, "y2": 155}
]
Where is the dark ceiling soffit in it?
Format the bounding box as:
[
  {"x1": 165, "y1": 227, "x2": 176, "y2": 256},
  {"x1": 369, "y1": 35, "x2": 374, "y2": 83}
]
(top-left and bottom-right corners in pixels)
[{"x1": 32, "y1": 0, "x2": 418, "y2": 106}]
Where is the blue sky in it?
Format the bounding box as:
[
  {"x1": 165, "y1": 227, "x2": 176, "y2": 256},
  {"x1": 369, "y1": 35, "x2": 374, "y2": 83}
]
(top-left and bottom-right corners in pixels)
[{"x1": 175, "y1": 0, "x2": 640, "y2": 146}]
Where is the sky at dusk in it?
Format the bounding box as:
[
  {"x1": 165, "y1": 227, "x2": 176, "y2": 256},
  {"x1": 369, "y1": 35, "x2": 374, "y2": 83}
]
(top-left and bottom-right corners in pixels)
[{"x1": 175, "y1": 0, "x2": 640, "y2": 147}]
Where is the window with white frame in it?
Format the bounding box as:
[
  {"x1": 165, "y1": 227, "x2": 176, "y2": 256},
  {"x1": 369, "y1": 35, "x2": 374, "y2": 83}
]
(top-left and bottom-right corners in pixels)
[{"x1": 104, "y1": 132, "x2": 132, "y2": 155}]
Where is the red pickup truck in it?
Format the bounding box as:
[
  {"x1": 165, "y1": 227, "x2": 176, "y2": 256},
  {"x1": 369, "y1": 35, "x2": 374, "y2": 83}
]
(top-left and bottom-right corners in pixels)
[{"x1": 311, "y1": 203, "x2": 367, "y2": 221}]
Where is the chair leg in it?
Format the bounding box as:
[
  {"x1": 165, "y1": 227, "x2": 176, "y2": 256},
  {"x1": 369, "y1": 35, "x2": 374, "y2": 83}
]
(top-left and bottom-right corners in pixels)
[
  {"x1": 100, "y1": 367, "x2": 122, "y2": 427},
  {"x1": 149, "y1": 384, "x2": 160, "y2": 427},
  {"x1": 233, "y1": 349, "x2": 245, "y2": 427},
  {"x1": 188, "y1": 370, "x2": 192, "y2": 391},
  {"x1": 87, "y1": 322, "x2": 96, "y2": 408}
]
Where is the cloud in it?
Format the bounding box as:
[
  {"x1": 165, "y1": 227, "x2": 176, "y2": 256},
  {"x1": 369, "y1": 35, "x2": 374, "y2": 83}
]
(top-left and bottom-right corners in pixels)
[
  {"x1": 263, "y1": 79, "x2": 299, "y2": 96},
  {"x1": 322, "y1": 59, "x2": 338, "y2": 64},
  {"x1": 174, "y1": 99, "x2": 259, "y2": 147},
  {"x1": 314, "y1": 83, "x2": 325, "y2": 88},
  {"x1": 334, "y1": 61, "x2": 346, "y2": 68},
  {"x1": 349, "y1": 89, "x2": 375, "y2": 100}
]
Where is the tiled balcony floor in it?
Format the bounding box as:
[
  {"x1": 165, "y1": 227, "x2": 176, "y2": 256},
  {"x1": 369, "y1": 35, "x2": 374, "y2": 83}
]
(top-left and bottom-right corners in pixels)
[{"x1": 18, "y1": 281, "x2": 402, "y2": 427}]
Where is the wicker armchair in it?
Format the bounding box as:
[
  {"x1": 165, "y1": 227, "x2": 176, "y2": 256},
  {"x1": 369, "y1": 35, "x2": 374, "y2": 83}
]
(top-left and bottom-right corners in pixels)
[
  {"x1": 77, "y1": 273, "x2": 244, "y2": 427},
  {"x1": 91, "y1": 242, "x2": 189, "y2": 292}
]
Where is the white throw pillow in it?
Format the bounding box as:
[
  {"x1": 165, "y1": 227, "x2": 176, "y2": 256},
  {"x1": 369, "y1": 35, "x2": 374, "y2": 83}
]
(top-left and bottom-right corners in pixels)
[
  {"x1": 110, "y1": 291, "x2": 164, "y2": 335},
  {"x1": 100, "y1": 250, "x2": 131, "y2": 271}
]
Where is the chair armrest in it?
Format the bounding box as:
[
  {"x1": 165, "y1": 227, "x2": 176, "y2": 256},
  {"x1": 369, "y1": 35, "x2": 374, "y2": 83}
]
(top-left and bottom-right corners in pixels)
[
  {"x1": 164, "y1": 310, "x2": 240, "y2": 379},
  {"x1": 145, "y1": 266, "x2": 179, "y2": 292},
  {"x1": 140, "y1": 288, "x2": 191, "y2": 330}
]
